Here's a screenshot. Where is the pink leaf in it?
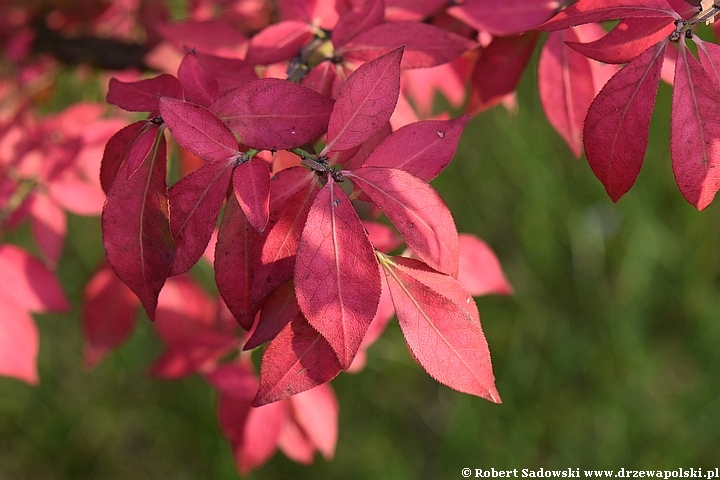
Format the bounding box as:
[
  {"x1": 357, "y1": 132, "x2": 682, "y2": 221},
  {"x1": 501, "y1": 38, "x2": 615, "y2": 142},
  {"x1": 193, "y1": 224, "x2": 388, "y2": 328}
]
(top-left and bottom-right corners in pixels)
[
  {"x1": 567, "y1": 17, "x2": 675, "y2": 64},
  {"x1": 277, "y1": 418, "x2": 316, "y2": 464},
  {"x1": 457, "y1": 234, "x2": 513, "y2": 296},
  {"x1": 288, "y1": 384, "x2": 338, "y2": 459},
  {"x1": 244, "y1": 280, "x2": 299, "y2": 350},
  {"x1": 82, "y1": 263, "x2": 140, "y2": 369},
  {"x1": 212, "y1": 78, "x2": 334, "y2": 150},
  {"x1": 0, "y1": 297, "x2": 39, "y2": 384},
  {"x1": 0, "y1": 244, "x2": 70, "y2": 313},
  {"x1": 540, "y1": 0, "x2": 680, "y2": 32},
  {"x1": 107, "y1": 74, "x2": 183, "y2": 112},
  {"x1": 449, "y1": 0, "x2": 560, "y2": 36},
  {"x1": 193, "y1": 52, "x2": 258, "y2": 94},
  {"x1": 345, "y1": 167, "x2": 459, "y2": 277},
  {"x1": 101, "y1": 132, "x2": 175, "y2": 320},
  {"x1": 215, "y1": 194, "x2": 258, "y2": 330},
  {"x1": 584, "y1": 42, "x2": 666, "y2": 201},
  {"x1": 363, "y1": 116, "x2": 469, "y2": 180},
  {"x1": 323, "y1": 47, "x2": 403, "y2": 153},
  {"x1": 157, "y1": 19, "x2": 249, "y2": 59},
  {"x1": 159, "y1": 96, "x2": 240, "y2": 163},
  {"x1": 332, "y1": 0, "x2": 385, "y2": 48},
  {"x1": 168, "y1": 160, "x2": 234, "y2": 276},
  {"x1": 253, "y1": 314, "x2": 342, "y2": 405},
  {"x1": 29, "y1": 193, "x2": 66, "y2": 267},
  {"x1": 246, "y1": 21, "x2": 315, "y2": 65},
  {"x1": 670, "y1": 43, "x2": 720, "y2": 210},
  {"x1": 233, "y1": 158, "x2": 271, "y2": 233},
  {"x1": 382, "y1": 256, "x2": 500, "y2": 402},
  {"x1": 466, "y1": 32, "x2": 539, "y2": 115},
  {"x1": 149, "y1": 333, "x2": 239, "y2": 378},
  {"x1": 177, "y1": 50, "x2": 219, "y2": 107},
  {"x1": 362, "y1": 220, "x2": 403, "y2": 253},
  {"x1": 339, "y1": 23, "x2": 476, "y2": 69},
  {"x1": 696, "y1": 37, "x2": 720, "y2": 88},
  {"x1": 294, "y1": 177, "x2": 381, "y2": 369},
  {"x1": 538, "y1": 28, "x2": 597, "y2": 158}
]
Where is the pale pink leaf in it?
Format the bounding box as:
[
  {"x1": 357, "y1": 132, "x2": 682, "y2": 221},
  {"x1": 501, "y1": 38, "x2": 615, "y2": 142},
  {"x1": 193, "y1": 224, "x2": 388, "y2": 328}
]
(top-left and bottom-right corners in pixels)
[
  {"x1": 450, "y1": 0, "x2": 560, "y2": 36},
  {"x1": 0, "y1": 297, "x2": 39, "y2": 384},
  {"x1": 458, "y1": 234, "x2": 513, "y2": 296},
  {"x1": 345, "y1": 167, "x2": 459, "y2": 277},
  {"x1": 294, "y1": 178, "x2": 382, "y2": 369},
  {"x1": 584, "y1": 42, "x2": 666, "y2": 201},
  {"x1": 233, "y1": 157, "x2": 271, "y2": 233},
  {"x1": 288, "y1": 384, "x2": 338, "y2": 459},
  {"x1": 323, "y1": 47, "x2": 403, "y2": 153}
]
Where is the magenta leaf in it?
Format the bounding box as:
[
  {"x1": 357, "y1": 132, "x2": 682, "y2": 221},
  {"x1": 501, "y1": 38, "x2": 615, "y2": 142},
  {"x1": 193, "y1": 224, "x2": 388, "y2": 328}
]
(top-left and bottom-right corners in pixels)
[
  {"x1": 323, "y1": 47, "x2": 403, "y2": 153},
  {"x1": 0, "y1": 297, "x2": 39, "y2": 384},
  {"x1": 339, "y1": 23, "x2": 477, "y2": 69},
  {"x1": 245, "y1": 20, "x2": 315, "y2": 65},
  {"x1": 381, "y1": 256, "x2": 500, "y2": 403},
  {"x1": 345, "y1": 166, "x2": 459, "y2": 277},
  {"x1": 244, "y1": 280, "x2": 298, "y2": 350},
  {"x1": 125, "y1": 123, "x2": 160, "y2": 179},
  {"x1": 102, "y1": 131, "x2": 175, "y2": 320},
  {"x1": 331, "y1": 0, "x2": 384, "y2": 48},
  {"x1": 168, "y1": 160, "x2": 234, "y2": 276},
  {"x1": 567, "y1": 17, "x2": 675, "y2": 64},
  {"x1": 584, "y1": 42, "x2": 666, "y2": 202},
  {"x1": 215, "y1": 194, "x2": 258, "y2": 330},
  {"x1": 253, "y1": 314, "x2": 343, "y2": 406},
  {"x1": 362, "y1": 116, "x2": 469, "y2": 181},
  {"x1": 696, "y1": 37, "x2": 720, "y2": 89},
  {"x1": 670, "y1": 43, "x2": 720, "y2": 210},
  {"x1": 82, "y1": 263, "x2": 140, "y2": 369},
  {"x1": 211, "y1": 78, "x2": 334, "y2": 150},
  {"x1": 540, "y1": 0, "x2": 680, "y2": 32},
  {"x1": 100, "y1": 121, "x2": 148, "y2": 194},
  {"x1": 449, "y1": 0, "x2": 559, "y2": 36},
  {"x1": 159, "y1": 96, "x2": 240, "y2": 163},
  {"x1": 233, "y1": 158, "x2": 271, "y2": 233},
  {"x1": 0, "y1": 244, "x2": 70, "y2": 313},
  {"x1": 538, "y1": 29, "x2": 597, "y2": 158},
  {"x1": 107, "y1": 74, "x2": 183, "y2": 112},
  {"x1": 294, "y1": 177, "x2": 381, "y2": 369},
  {"x1": 177, "y1": 50, "x2": 220, "y2": 107}
]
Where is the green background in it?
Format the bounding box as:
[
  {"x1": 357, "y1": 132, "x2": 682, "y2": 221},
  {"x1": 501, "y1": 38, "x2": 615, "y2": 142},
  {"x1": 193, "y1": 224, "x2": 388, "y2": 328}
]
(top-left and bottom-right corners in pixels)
[{"x1": 2, "y1": 49, "x2": 720, "y2": 478}]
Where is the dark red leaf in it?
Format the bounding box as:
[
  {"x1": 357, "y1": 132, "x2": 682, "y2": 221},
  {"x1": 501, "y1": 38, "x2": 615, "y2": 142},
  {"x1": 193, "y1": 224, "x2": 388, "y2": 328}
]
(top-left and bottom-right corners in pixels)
[
  {"x1": 102, "y1": 132, "x2": 175, "y2": 320},
  {"x1": 125, "y1": 124, "x2": 160, "y2": 179},
  {"x1": 100, "y1": 121, "x2": 148, "y2": 194},
  {"x1": 294, "y1": 177, "x2": 381, "y2": 369},
  {"x1": 212, "y1": 78, "x2": 334, "y2": 150},
  {"x1": 168, "y1": 160, "x2": 234, "y2": 276},
  {"x1": 345, "y1": 167, "x2": 459, "y2": 277},
  {"x1": 584, "y1": 42, "x2": 666, "y2": 201},
  {"x1": 159, "y1": 96, "x2": 240, "y2": 163},
  {"x1": 244, "y1": 280, "x2": 298, "y2": 350},
  {"x1": 157, "y1": 19, "x2": 249, "y2": 58},
  {"x1": 670, "y1": 43, "x2": 720, "y2": 210},
  {"x1": 178, "y1": 50, "x2": 220, "y2": 106},
  {"x1": 107, "y1": 74, "x2": 183, "y2": 112},
  {"x1": 253, "y1": 314, "x2": 342, "y2": 405},
  {"x1": 362, "y1": 116, "x2": 469, "y2": 180},
  {"x1": 233, "y1": 158, "x2": 271, "y2": 233},
  {"x1": 323, "y1": 47, "x2": 403, "y2": 153}
]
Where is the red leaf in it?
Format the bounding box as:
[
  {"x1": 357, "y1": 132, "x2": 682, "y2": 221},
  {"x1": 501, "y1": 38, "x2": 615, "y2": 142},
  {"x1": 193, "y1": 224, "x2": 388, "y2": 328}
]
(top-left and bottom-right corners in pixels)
[
  {"x1": 0, "y1": 244, "x2": 70, "y2": 313},
  {"x1": 244, "y1": 280, "x2": 298, "y2": 350},
  {"x1": 159, "y1": 96, "x2": 240, "y2": 163},
  {"x1": 246, "y1": 20, "x2": 315, "y2": 65},
  {"x1": 362, "y1": 116, "x2": 469, "y2": 180},
  {"x1": 466, "y1": 32, "x2": 539, "y2": 115},
  {"x1": 100, "y1": 121, "x2": 148, "y2": 194},
  {"x1": 82, "y1": 263, "x2": 140, "y2": 369},
  {"x1": 339, "y1": 23, "x2": 476, "y2": 69},
  {"x1": 125, "y1": 124, "x2": 160, "y2": 179},
  {"x1": 168, "y1": 160, "x2": 234, "y2": 276},
  {"x1": 331, "y1": 0, "x2": 385, "y2": 48},
  {"x1": 107, "y1": 74, "x2": 183, "y2": 112},
  {"x1": 287, "y1": 384, "x2": 338, "y2": 459},
  {"x1": 253, "y1": 314, "x2": 342, "y2": 405},
  {"x1": 538, "y1": 28, "x2": 597, "y2": 158},
  {"x1": 177, "y1": 50, "x2": 219, "y2": 107},
  {"x1": 670, "y1": 43, "x2": 720, "y2": 210},
  {"x1": 567, "y1": 17, "x2": 675, "y2": 64},
  {"x1": 540, "y1": 0, "x2": 680, "y2": 32},
  {"x1": 381, "y1": 256, "x2": 500, "y2": 402},
  {"x1": 584, "y1": 42, "x2": 666, "y2": 201},
  {"x1": 323, "y1": 47, "x2": 403, "y2": 153},
  {"x1": 193, "y1": 52, "x2": 258, "y2": 94},
  {"x1": 294, "y1": 177, "x2": 381, "y2": 369},
  {"x1": 212, "y1": 78, "x2": 334, "y2": 150},
  {"x1": 215, "y1": 194, "x2": 258, "y2": 330},
  {"x1": 233, "y1": 158, "x2": 271, "y2": 233},
  {"x1": 449, "y1": 0, "x2": 559, "y2": 36},
  {"x1": 345, "y1": 167, "x2": 459, "y2": 277},
  {"x1": 457, "y1": 234, "x2": 513, "y2": 296},
  {"x1": 0, "y1": 297, "x2": 39, "y2": 384},
  {"x1": 157, "y1": 19, "x2": 249, "y2": 59},
  {"x1": 102, "y1": 132, "x2": 175, "y2": 320},
  {"x1": 29, "y1": 193, "x2": 66, "y2": 267}
]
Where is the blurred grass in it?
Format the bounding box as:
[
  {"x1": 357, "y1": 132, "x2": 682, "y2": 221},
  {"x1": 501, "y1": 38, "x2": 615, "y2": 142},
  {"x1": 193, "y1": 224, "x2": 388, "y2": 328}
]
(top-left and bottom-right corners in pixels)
[{"x1": 3, "y1": 54, "x2": 720, "y2": 479}]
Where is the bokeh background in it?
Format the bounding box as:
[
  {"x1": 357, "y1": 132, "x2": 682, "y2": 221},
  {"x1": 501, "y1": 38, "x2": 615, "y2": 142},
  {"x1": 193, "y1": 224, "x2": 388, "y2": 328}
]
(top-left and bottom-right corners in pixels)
[{"x1": 3, "y1": 33, "x2": 720, "y2": 480}]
